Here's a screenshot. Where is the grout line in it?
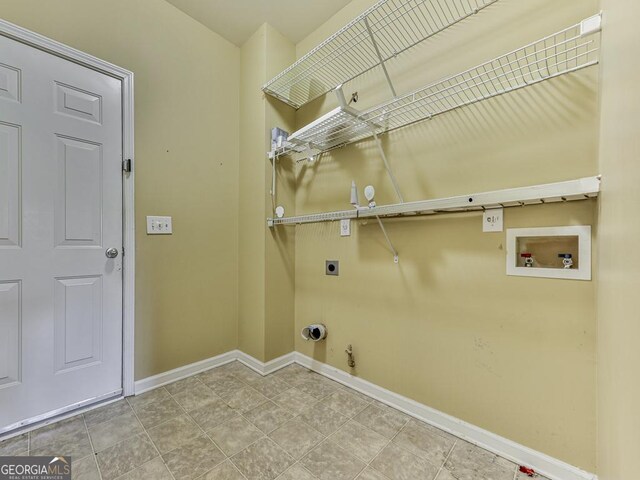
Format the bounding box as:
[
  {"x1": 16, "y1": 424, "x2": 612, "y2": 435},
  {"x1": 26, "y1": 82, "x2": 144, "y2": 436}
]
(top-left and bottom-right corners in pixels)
[
  {"x1": 434, "y1": 438, "x2": 458, "y2": 480},
  {"x1": 81, "y1": 414, "x2": 103, "y2": 480},
  {"x1": 125, "y1": 394, "x2": 178, "y2": 480}
]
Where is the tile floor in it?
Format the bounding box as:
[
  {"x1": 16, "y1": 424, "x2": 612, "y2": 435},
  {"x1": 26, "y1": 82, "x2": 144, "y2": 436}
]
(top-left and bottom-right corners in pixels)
[{"x1": 0, "y1": 362, "x2": 549, "y2": 480}]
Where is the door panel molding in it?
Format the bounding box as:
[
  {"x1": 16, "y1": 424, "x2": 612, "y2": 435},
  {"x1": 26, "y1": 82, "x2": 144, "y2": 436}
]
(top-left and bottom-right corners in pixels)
[{"x1": 0, "y1": 19, "x2": 135, "y2": 397}]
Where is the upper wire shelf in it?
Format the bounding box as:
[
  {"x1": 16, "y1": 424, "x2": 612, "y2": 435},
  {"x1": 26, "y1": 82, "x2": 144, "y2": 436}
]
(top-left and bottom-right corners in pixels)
[
  {"x1": 281, "y1": 15, "x2": 601, "y2": 156},
  {"x1": 263, "y1": 0, "x2": 499, "y2": 109}
]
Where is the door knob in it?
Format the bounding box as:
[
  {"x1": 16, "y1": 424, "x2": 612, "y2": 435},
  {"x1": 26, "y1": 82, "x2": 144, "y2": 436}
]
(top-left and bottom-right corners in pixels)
[{"x1": 105, "y1": 247, "x2": 119, "y2": 258}]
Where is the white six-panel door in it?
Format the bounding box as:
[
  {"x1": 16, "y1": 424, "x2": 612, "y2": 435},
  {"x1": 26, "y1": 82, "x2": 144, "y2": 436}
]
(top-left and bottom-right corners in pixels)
[{"x1": 0, "y1": 34, "x2": 123, "y2": 432}]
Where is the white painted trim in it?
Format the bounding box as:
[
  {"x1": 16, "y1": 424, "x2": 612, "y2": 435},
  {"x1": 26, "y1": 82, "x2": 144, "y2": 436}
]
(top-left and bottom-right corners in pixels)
[
  {"x1": 134, "y1": 351, "x2": 238, "y2": 395},
  {"x1": 0, "y1": 19, "x2": 136, "y2": 396},
  {"x1": 293, "y1": 352, "x2": 597, "y2": 480},
  {"x1": 506, "y1": 225, "x2": 592, "y2": 281},
  {"x1": 236, "y1": 351, "x2": 296, "y2": 376}
]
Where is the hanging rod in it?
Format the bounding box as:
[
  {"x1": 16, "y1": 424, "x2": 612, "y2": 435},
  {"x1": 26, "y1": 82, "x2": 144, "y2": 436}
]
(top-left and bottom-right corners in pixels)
[
  {"x1": 263, "y1": 0, "x2": 499, "y2": 109},
  {"x1": 275, "y1": 14, "x2": 601, "y2": 155},
  {"x1": 267, "y1": 176, "x2": 600, "y2": 227}
]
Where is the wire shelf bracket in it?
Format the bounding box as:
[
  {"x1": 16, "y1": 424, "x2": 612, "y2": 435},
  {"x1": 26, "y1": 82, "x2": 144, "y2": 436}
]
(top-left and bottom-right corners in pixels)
[
  {"x1": 267, "y1": 176, "x2": 601, "y2": 227},
  {"x1": 275, "y1": 15, "x2": 601, "y2": 158},
  {"x1": 263, "y1": 0, "x2": 500, "y2": 109}
]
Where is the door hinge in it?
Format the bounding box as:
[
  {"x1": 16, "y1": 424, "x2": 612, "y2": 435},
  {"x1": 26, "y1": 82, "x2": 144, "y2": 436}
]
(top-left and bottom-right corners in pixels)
[
  {"x1": 122, "y1": 159, "x2": 132, "y2": 173},
  {"x1": 122, "y1": 247, "x2": 125, "y2": 257}
]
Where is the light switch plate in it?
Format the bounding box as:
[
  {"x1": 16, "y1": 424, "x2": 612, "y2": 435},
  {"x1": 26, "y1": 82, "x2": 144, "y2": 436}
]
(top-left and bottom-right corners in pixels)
[
  {"x1": 340, "y1": 219, "x2": 351, "y2": 237},
  {"x1": 147, "y1": 216, "x2": 172, "y2": 234},
  {"x1": 483, "y1": 208, "x2": 503, "y2": 232}
]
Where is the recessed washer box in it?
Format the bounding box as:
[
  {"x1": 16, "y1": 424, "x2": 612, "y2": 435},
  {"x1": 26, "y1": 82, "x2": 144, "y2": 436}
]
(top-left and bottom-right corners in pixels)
[{"x1": 506, "y1": 226, "x2": 591, "y2": 280}]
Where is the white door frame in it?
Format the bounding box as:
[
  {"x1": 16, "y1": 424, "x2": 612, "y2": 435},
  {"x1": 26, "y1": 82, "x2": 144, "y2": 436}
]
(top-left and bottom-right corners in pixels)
[{"x1": 0, "y1": 19, "x2": 136, "y2": 397}]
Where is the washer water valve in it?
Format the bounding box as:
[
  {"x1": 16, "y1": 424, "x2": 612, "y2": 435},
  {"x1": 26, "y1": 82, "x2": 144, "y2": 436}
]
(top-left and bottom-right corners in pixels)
[
  {"x1": 559, "y1": 253, "x2": 573, "y2": 269},
  {"x1": 521, "y1": 253, "x2": 534, "y2": 267}
]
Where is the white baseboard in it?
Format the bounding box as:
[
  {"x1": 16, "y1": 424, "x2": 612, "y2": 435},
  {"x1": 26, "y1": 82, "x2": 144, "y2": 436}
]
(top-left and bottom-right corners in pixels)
[
  {"x1": 293, "y1": 352, "x2": 597, "y2": 480},
  {"x1": 236, "y1": 351, "x2": 296, "y2": 375},
  {"x1": 134, "y1": 350, "x2": 237, "y2": 394},
  {"x1": 134, "y1": 350, "x2": 597, "y2": 480}
]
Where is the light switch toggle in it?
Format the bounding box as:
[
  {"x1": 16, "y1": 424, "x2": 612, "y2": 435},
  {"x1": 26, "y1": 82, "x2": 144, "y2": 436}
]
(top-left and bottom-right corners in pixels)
[{"x1": 147, "y1": 216, "x2": 173, "y2": 235}]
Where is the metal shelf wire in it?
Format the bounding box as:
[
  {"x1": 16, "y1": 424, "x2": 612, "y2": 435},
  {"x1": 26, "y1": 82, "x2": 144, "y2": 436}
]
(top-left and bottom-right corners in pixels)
[
  {"x1": 263, "y1": 0, "x2": 499, "y2": 109},
  {"x1": 282, "y1": 16, "x2": 601, "y2": 156},
  {"x1": 268, "y1": 176, "x2": 600, "y2": 227}
]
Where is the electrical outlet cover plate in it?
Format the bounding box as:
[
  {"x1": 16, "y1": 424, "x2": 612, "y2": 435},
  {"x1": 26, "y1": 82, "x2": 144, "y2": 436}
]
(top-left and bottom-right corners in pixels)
[
  {"x1": 340, "y1": 219, "x2": 351, "y2": 237},
  {"x1": 483, "y1": 207, "x2": 503, "y2": 232},
  {"x1": 326, "y1": 260, "x2": 339, "y2": 276}
]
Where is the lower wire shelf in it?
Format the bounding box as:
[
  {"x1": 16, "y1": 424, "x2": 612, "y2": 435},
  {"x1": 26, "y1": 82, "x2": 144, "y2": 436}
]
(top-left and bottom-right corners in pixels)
[{"x1": 267, "y1": 176, "x2": 600, "y2": 227}]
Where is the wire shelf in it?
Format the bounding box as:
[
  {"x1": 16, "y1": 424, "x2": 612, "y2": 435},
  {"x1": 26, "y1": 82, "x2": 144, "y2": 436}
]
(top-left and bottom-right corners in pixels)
[
  {"x1": 267, "y1": 176, "x2": 600, "y2": 226},
  {"x1": 281, "y1": 16, "x2": 601, "y2": 156},
  {"x1": 263, "y1": 0, "x2": 499, "y2": 109}
]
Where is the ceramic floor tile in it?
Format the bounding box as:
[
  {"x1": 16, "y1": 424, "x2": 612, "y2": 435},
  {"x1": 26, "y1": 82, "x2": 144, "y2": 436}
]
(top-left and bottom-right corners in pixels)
[
  {"x1": 246, "y1": 376, "x2": 292, "y2": 399},
  {"x1": 196, "y1": 369, "x2": 237, "y2": 387},
  {"x1": 370, "y1": 443, "x2": 439, "y2": 480},
  {"x1": 0, "y1": 433, "x2": 28, "y2": 456},
  {"x1": 276, "y1": 464, "x2": 318, "y2": 480},
  {"x1": 133, "y1": 397, "x2": 184, "y2": 429},
  {"x1": 299, "y1": 402, "x2": 349, "y2": 436},
  {"x1": 189, "y1": 398, "x2": 239, "y2": 431},
  {"x1": 354, "y1": 404, "x2": 409, "y2": 439},
  {"x1": 96, "y1": 433, "x2": 158, "y2": 480},
  {"x1": 323, "y1": 390, "x2": 370, "y2": 418},
  {"x1": 244, "y1": 401, "x2": 293, "y2": 434},
  {"x1": 89, "y1": 410, "x2": 145, "y2": 452},
  {"x1": 118, "y1": 457, "x2": 174, "y2": 480},
  {"x1": 393, "y1": 419, "x2": 455, "y2": 467},
  {"x1": 208, "y1": 416, "x2": 264, "y2": 456},
  {"x1": 84, "y1": 400, "x2": 133, "y2": 428},
  {"x1": 171, "y1": 383, "x2": 220, "y2": 412},
  {"x1": 30, "y1": 416, "x2": 87, "y2": 450},
  {"x1": 225, "y1": 387, "x2": 269, "y2": 413},
  {"x1": 71, "y1": 456, "x2": 101, "y2": 480},
  {"x1": 30, "y1": 428, "x2": 93, "y2": 461},
  {"x1": 200, "y1": 460, "x2": 246, "y2": 480},
  {"x1": 434, "y1": 469, "x2": 457, "y2": 480},
  {"x1": 165, "y1": 376, "x2": 203, "y2": 395},
  {"x1": 301, "y1": 440, "x2": 366, "y2": 480},
  {"x1": 127, "y1": 388, "x2": 171, "y2": 410},
  {"x1": 444, "y1": 441, "x2": 516, "y2": 480},
  {"x1": 295, "y1": 378, "x2": 339, "y2": 400},
  {"x1": 328, "y1": 421, "x2": 388, "y2": 463},
  {"x1": 269, "y1": 419, "x2": 325, "y2": 459},
  {"x1": 272, "y1": 388, "x2": 318, "y2": 415},
  {"x1": 208, "y1": 377, "x2": 247, "y2": 399},
  {"x1": 163, "y1": 434, "x2": 225, "y2": 480},
  {"x1": 356, "y1": 467, "x2": 390, "y2": 480},
  {"x1": 147, "y1": 414, "x2": 203, "y2": 454},
  {"x1": 271, "y1": 365, "x2": 316, "y2": 386},
  {"x1": 231, "y1": 437, "x2": 294, "y2": 480},
  {"x1": 228, "y1": 364, "x2": 263, "y2": 384}
]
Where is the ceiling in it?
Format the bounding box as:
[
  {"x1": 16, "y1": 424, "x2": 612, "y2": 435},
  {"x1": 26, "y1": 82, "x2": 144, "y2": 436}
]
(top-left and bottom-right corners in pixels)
[{"x1": 165, "y1": 0, "x2": 353, "y2": 46}]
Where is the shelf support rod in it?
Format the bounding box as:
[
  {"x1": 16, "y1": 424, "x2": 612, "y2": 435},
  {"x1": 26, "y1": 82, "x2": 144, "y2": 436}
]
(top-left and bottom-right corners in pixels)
[
  {"x1": 363, "y1": 16, "x2": 397, "y2": 98},
  {"x1": 373, "y1": 131, "x2": 404, "y2": 203},
  {"x1": 375, "y1": 215, "x2": 399, "y2": 263},
  {"x1": 270, "y1": 155, "x2": 277, "y2": 213}
]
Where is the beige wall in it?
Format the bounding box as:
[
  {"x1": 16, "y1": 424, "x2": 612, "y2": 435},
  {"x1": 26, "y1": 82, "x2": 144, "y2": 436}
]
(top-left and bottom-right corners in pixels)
[
  {"x1": 239, "y1": 24, "x2": 296, "y2": 362},
  {"x1": 596, "y1": 0, "x2": 640, "y2": 478},
  {"x1": 0, "y1": 0, "x2": 241, "y2": 379},
  {"x1": 293, "y1": 0, "x2": 599, "y2": 470}
]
